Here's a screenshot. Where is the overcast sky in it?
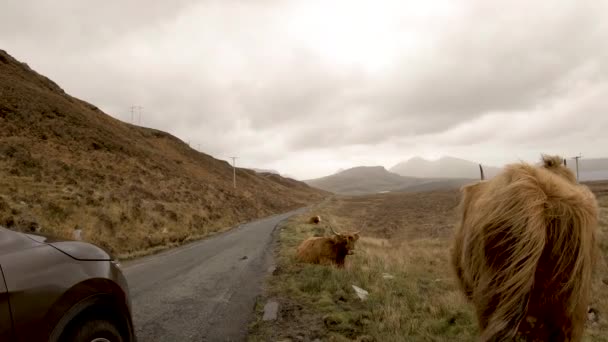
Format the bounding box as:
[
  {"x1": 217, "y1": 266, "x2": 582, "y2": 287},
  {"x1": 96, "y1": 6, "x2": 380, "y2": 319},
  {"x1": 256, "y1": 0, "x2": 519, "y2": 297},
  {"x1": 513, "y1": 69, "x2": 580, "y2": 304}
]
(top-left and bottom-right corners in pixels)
[{"x1": 2, "y1": 0, "x2": 607, "y2": 179}]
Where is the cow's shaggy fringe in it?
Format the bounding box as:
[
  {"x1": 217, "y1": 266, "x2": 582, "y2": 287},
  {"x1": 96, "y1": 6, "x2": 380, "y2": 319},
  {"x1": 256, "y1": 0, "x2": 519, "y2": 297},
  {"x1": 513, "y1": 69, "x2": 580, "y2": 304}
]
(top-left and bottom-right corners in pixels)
[{"x1": 451, "y1": 155, "x2": 599, "y2": 341}]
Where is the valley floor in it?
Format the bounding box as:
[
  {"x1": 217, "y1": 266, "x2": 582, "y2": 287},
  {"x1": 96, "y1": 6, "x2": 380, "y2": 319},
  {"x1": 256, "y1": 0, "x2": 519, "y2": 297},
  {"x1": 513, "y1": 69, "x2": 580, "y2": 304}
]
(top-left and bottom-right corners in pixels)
[{"x1": 248, "y1": 181, "x2": 608, "y2": 342}]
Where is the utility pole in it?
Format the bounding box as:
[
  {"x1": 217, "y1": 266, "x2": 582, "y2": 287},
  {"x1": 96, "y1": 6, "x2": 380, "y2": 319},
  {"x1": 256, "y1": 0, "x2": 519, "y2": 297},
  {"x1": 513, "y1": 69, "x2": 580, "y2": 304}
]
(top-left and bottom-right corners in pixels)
[
  {"x1": 230, "y1": 157, "x2": 238, "y2": 189},
  {"x1": 572, "y1": 153, "x2": 582, "y2": 182},
  {"x1": 130, "y1": 105, "x2": 143, "y2": 125}
]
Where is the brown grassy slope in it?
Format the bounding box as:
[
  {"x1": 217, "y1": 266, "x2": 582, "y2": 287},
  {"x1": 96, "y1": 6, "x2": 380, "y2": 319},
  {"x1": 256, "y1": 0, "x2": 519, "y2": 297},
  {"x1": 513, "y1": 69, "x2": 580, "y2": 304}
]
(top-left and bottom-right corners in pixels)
[
  {"x1": 0, "y1": 49, "x2": 328, "y2": 256},
  {"x1": 249, "y1": 181, "x2": 608, "y2": 341}
]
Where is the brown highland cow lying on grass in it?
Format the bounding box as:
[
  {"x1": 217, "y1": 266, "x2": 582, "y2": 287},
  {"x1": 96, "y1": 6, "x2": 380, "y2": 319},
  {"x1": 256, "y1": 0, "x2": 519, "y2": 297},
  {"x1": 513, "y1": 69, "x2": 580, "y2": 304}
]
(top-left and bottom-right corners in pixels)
[
  {"x1": 296, "y1": 226, "x2": 360, "y2": 268},
  {"x1": 309, "y1": 215, "x2": 321, "y2": 224},
  {"x1": 451, "y1": 155, "x2": 599, "y2": 341}
]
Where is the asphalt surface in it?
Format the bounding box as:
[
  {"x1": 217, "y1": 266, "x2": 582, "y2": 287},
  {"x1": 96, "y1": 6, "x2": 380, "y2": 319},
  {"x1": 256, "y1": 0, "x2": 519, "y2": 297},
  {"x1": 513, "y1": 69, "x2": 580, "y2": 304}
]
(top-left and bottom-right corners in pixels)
[{"x1": 123, "y1": 208, "x2": 305, "y2": 342}]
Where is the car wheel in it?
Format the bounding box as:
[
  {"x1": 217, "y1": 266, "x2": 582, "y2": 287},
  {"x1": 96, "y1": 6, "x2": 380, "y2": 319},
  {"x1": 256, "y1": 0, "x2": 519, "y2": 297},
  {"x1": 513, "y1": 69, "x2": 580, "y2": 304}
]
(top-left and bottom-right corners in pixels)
[{"x1": 63, "y1": 318, "x2": 125, "y2": 342}]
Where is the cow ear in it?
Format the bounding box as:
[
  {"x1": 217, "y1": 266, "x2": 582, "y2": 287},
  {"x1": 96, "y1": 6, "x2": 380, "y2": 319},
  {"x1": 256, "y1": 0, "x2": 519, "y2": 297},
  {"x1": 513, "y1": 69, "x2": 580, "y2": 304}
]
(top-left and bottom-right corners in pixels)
[{"x1": 354, "y1": 233, "x2": 360, "y2": 240}]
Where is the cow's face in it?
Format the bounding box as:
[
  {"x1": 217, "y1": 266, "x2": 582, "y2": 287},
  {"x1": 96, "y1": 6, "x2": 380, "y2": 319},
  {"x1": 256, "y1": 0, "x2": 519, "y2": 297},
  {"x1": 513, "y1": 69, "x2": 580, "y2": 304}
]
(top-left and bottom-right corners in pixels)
[{"x1": 332, "y1": 233, "x2": 360, "y2": 252}]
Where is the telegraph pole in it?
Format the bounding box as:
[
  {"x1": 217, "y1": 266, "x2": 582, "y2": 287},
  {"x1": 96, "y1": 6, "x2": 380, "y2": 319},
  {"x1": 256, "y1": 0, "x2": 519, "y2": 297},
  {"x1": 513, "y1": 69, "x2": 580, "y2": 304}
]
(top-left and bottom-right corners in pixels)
[
  {"x1": 130, "y1": 105, "x2": 143, "y2": 125},
  {"x1": 230, "y1": 157, "x2": 238, "y2": 189},
  {"x1": 572, "y1": 153, "x2": 582, "y2": 182}
]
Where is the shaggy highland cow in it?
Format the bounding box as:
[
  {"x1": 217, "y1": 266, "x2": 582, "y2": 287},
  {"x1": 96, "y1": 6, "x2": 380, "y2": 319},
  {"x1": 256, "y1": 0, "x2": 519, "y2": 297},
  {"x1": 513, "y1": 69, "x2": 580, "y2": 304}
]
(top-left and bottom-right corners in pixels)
[
  {"x1": 451, "y1": 155, "x2": 599, "y2": 341},
  {"x1": 309, "y1": 215, "x2": 321, "y2": 224},
  {"x1": 296, "y1": 226, "x2": 359, "y2": 267}
]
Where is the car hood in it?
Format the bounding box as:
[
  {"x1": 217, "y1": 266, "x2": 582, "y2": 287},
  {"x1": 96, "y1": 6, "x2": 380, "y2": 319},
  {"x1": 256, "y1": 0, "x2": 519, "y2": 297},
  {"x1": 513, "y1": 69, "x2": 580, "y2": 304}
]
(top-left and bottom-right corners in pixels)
[
  {"x1": 1, "y1": 228, "x2": 113, "y2": 261},
  {"x1": 0, "y1": 227, "x2": 42, "y2": 257}
]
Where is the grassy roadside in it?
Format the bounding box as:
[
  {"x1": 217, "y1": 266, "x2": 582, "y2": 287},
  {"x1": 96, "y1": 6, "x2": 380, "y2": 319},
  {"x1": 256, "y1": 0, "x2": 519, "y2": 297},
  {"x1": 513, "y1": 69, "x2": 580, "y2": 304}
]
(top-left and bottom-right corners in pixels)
[
  {"x1": 249, "y1": 184, "x2": 608, "y2": 342},
  {"x1": 248, "y1": 197, "x2": 477, "y2": 341}
]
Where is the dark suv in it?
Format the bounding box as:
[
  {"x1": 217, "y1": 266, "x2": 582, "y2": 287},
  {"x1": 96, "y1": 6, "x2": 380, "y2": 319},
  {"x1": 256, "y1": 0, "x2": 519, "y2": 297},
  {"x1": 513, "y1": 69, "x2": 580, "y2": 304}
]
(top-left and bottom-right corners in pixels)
[{"x1": 0, "y1": 226, "x2": 135, "y2": 342}]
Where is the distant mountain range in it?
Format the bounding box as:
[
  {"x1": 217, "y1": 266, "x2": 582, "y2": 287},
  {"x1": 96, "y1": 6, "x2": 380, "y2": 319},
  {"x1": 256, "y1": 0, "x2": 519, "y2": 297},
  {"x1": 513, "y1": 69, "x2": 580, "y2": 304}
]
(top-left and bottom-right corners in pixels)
[
  {"x1": 390, "y1": 156, "x2": 502, "y2": 179},
  {"x1": 304, "y1": 156, "x2": 608, "y2": 195},
  {"x1": 304, "y1": 165, "x2": 475, "y2": 195}
]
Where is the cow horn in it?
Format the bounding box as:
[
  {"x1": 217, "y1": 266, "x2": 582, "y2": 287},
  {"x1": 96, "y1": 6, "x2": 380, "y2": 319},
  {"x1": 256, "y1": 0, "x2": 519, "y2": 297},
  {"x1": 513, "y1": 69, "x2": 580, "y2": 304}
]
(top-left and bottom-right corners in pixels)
[
  {"x1": 329, "y1": 225, "x2": 341, "y2": 236},
  {"x1": 479, "y1": 164, "x2": 485, "y2": 181}
]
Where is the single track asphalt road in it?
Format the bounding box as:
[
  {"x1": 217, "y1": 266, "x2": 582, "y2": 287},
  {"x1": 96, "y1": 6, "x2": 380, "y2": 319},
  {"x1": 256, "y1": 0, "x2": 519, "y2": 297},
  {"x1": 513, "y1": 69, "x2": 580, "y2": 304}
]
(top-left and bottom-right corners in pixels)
[{"x1": 122, "y1": 208, "x2": 305, "y2": 342}]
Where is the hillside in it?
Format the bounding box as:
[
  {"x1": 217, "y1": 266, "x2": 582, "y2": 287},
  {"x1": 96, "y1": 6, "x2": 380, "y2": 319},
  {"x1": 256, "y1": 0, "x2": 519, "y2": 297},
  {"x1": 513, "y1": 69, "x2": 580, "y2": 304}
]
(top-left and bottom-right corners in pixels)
[
  {"x1": 390, "y1": 156, "x2": 501, "y2": 179},
  {"x1": 304, "y1": 166, "x2": 422, "y2": 195},
  {"x1": 0, "y1": 49, "x2": 327, "y2": 256},
  {"x1": 304, "y1": 165, "x2": 477, "y2": 195}
]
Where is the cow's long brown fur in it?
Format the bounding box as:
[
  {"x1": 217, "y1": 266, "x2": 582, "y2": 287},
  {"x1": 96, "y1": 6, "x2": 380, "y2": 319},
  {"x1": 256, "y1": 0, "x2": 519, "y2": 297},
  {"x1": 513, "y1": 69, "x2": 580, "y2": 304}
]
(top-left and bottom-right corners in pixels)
[{"x1": 451, "y1": 155, "x2": 599, "y2": 341}]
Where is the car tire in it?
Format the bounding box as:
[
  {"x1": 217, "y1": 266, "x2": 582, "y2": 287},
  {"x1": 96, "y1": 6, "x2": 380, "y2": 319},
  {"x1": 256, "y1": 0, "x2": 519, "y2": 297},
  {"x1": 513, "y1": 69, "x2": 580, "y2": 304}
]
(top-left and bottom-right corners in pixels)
[{"x1": 63, "y1": 318, "x2": 125, "y2": 342}]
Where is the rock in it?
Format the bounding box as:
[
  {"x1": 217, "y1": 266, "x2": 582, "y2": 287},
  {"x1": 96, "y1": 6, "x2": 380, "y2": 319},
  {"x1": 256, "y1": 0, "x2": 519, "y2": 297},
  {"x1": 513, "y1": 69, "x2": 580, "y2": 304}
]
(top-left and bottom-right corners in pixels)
[
  {"x1": 382, "y1": 273, "x2": 394, "y2": 279},
  {"x1": 588, "y1": 307, "x2": 599, "y2": 323},
  {"x1": 263, "y1": 301, "x2": 279, "y2": 321},
  {"x1": 72, "y1": 228, "x2": 82, "y2": 241},
  {"x1": 352, "y1": 285, "x2": 369, "y2": 301},
  {"x1": 241, "y1": 255, "x2": 248, "y2": 260}
]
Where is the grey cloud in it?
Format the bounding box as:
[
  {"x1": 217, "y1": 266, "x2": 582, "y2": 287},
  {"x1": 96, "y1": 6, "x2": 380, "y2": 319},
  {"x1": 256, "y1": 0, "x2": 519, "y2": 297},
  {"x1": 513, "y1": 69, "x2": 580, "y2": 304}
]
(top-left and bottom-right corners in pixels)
[
  {"x1": 375, "y1": 1, "x2": 608, "y2": 118},
  {"x1": 237, "y1": 0, "x2": 608, "y2": 150},
  {"x1": 0, "y1": 0, "x2": 197, "y2": 51}
]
